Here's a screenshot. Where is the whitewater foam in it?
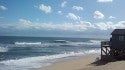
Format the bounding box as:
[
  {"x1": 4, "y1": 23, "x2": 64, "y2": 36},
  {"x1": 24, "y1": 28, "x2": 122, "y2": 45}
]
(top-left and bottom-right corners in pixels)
[
  {"x1": 0, "y1": 49, "x2": 100, "y2": 70},
  {"x1": 0, "y1": 47, "x2": 8, "y2": 52},
  {"x1": 66, "y1": 40, "x2": 101, "y2": 46},
  {"x1": 15, "y1": 42, "x2": 41, "y2": 45},
  {"x1": 13, "y1": 40, "x2": 101, "y2": 47},
  {"x1": 89, "y1": 40, "x2": 101, "y2": 44},
  {"x1": 52, "y1": 39, "x2": 101, "y2": 46}
]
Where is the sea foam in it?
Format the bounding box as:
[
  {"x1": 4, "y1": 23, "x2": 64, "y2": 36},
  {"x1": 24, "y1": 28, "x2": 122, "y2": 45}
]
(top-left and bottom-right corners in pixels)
[
  {"x1": 0, "y1": 49, "x2": 100, "y2": 70},
  {"x1": 14, "y1": 40, "x2": 101, "y2": 48},
  {"x1": 0, "y1": 47, "x2": 8, "y2": 52},
  {"x1": 15, "y1": 42, "x2": 41, "y2": 45}
]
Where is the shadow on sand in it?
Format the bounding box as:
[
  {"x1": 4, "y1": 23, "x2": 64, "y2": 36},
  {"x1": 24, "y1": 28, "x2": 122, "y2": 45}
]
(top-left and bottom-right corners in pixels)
[
  {"x1": 90, "y1": 57, "x2": 121, "y2": 66},
  {"x1": 90, "y1": 59, "x2": 112, "y2": 66}
]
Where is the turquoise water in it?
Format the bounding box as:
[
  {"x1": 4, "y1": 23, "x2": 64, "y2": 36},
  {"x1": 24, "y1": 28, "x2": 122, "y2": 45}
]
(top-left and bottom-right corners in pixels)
[{"x1": 0, "y1": 36, "x2": 102, "y2": 70}]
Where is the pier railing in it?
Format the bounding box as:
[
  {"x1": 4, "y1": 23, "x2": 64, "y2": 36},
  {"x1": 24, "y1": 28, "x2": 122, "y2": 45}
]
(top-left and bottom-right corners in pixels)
[{"x1": 101, "y1": 41, "x2": 111, "y2": 47}]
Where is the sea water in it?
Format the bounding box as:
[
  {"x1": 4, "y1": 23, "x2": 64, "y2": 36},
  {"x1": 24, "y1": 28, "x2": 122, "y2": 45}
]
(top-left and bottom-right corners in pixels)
[{"x1": 0, "y1": 36, "x2": 103, "y2": 70}]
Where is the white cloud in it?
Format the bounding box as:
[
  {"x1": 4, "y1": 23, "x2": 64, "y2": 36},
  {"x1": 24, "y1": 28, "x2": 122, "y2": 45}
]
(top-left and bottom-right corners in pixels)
[
  {"x1": 72, "y1": 6, "x2": 83, "y2": 11},
  {"x1": 109, "y1": 16, "x2": 116, "y2": 19},
  {"x1": 36, "y1": 4, "x2": 52, "y2": 14},
  {"x1": 0, "y1": 5, "x2": 7, "y2": 10},
  {"x1": 17, "y1": 19, "x2": 32, "y2": 29},
  {"x1": 57, "y1": 11, "x2": 62, "y2": 15},
  {"x1": 19, "y1": 19, "x2": 31, "y2": 24},
  {"x1": 96, "y1": 22, "x2": 114, "y2": 30},
  {"x1": 76, "y1": 21, "x2": 95, "y2": 30},
  {"x1": 1, "y1": 18, "x2": 125, "y2": 32},
  {"x1": 95, "y1": 21, "x2": 125, "y2": 30},
  {"x1": 66, "y1": 13, "x2": 81, "y2": 20},
  {"x1": 114, "y1": 21, "x2": 125, "y2": 29},
  {"x1": 0, "y1": 19, "x2": 95, "y2": 32},
  {"x1": 97, "y1": 0, "x2": 113, "y2": 3},
  {"x1": 61, "y1": 1, "x2": 67, "y2": 7},
  {"x1": 94, "y1": 11, "x2": 104, "y2": 19}
]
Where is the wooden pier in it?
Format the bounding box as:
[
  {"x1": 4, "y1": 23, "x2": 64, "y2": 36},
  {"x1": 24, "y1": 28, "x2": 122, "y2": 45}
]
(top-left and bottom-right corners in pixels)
[{"x1": 101, "y1": 29, "x2": 125, "y2": 61}]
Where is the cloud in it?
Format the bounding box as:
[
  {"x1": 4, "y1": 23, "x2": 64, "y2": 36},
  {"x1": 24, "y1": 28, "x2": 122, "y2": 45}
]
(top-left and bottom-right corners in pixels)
[
  {"x1": 114, "y1": 21, "x2": 125, "y2": 29},
  {"x1": 95, "y1": 21, "x2": 125, "y2": 30},
  {"x1": 96, "y1": 22, "x2": 114, "y2": 30},
  {"x1": 78, "y1": 20, "x2": 95, "y2": 30},
  {"x1": 97, "y1": 0, "x2": 113, "y2": 3},
  {"x1": 66, "y1": 13, "x2": 81, "y2": 20},
  {"x1": 109, "y1": 16, "x2": 116, "y2": 19},
  {"x1": 94, "y1": 11, "x2": 104, "y2": 19},
  {"x1": 0, "y1": 19, "x2": 95, "y2": 32},
  {"x1": 72, "y1": 6, "x2": 83, "y2": 11},
  {"x1": 61, "y1": 1, "x2": 67, "y2": 7},
  {"x1": 18, "y1": 19, "x2": 32, "y2": 29},
  {"x1": 36, "y1": 4, "x2": 52, "y2": 14},
  {"x1": 1, "y1": 18, "x2": 125, "y2": 33},
  {"x1": 57, "y1": 11, "x2": 62, "y2": 15},
  {"x1": 0, "y1": 5, "x2": 7, "y2": 10}
]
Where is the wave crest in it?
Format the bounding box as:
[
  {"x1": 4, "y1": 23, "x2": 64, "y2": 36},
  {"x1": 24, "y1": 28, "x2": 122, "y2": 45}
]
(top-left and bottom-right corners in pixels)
[
  {"x1": 15, "y1": 42, "x2": 41, "y2": 45},
  {"x1": 0, "y1": 47, "x2": 8, "y2": 52},
  {"x1": 14, "y1": 39, "x2": 101, "y2": 47},
  {"x1": 0, "y1": 49, "x2": 100, "y2": 69}
]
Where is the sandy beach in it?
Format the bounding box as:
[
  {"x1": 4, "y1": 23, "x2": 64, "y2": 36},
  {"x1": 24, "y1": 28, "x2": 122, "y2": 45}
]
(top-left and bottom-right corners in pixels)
[
  {"x1": 36, "y1": 55, "x2": 98, "y2": 70},
  {"x1": 36, "y1": 55, "x2": 125, "y2": 70}
]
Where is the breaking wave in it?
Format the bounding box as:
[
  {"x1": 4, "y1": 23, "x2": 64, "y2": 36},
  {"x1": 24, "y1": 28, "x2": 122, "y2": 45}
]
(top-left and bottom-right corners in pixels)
[
  {"x1": 15, "y1": 42, "x2": 42, "y2": 45},
  {"x1": 0, "y1": 47, "x2": 8, "y2": 52},
  {"x1": 14, "y1": 39, "x2": 101, "y2": 47},
  {"x1": 0, "y1": 49, "x2": 100, "y2": 70},
  {"x1": 64, "y1": 40, "x2": 101, "y2": 46}
]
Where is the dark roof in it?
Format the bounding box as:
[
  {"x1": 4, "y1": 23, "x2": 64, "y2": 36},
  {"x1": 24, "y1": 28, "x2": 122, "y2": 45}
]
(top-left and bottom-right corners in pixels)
[{"x1": 111, "y1": 29, "x2": 125, "y2": 35}]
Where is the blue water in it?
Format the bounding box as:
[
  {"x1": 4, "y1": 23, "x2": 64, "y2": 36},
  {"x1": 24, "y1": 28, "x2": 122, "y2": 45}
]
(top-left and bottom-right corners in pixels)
[{"x1": 0, "y1": 36, "x2": 102, "y2": 70}]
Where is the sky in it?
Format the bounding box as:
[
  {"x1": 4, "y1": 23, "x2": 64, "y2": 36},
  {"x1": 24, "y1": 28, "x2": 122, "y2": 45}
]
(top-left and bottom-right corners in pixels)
[{"x1": 0, "y1": 0, "x2": 125, "y2": 38}]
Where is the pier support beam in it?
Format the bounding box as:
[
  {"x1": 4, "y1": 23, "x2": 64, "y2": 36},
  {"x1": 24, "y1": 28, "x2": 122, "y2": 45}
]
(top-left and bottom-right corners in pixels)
[{"x1": 101, "y1": 41, "x2": 112, "y2": 61}]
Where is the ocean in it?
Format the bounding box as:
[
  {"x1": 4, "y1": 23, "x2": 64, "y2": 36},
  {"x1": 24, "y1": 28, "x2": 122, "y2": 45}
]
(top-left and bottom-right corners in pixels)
[{"x1": 0, "y1": 36, "x2": 103, "y2": 70}]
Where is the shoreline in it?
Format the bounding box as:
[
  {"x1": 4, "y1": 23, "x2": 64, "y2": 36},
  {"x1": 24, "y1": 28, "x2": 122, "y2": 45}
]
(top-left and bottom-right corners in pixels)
[
  {"x1": 35, "y1": 54, "x2": 125, "y2": 70},
  {"x1": 35, "y1": 54, "x2": 100, "y2": 70}
]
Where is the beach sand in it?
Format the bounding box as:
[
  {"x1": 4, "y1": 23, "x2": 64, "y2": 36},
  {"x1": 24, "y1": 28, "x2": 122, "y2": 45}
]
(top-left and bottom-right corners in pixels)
[
  {"x1": 36, "y1": 55, "x2": 98, "y2": 70},
  {"x1": 36, "y1": 55, "x2": 125, "y2": 70},
  {"x1": 83, "y1": 60, "x2": 125, "y2": 70}
]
